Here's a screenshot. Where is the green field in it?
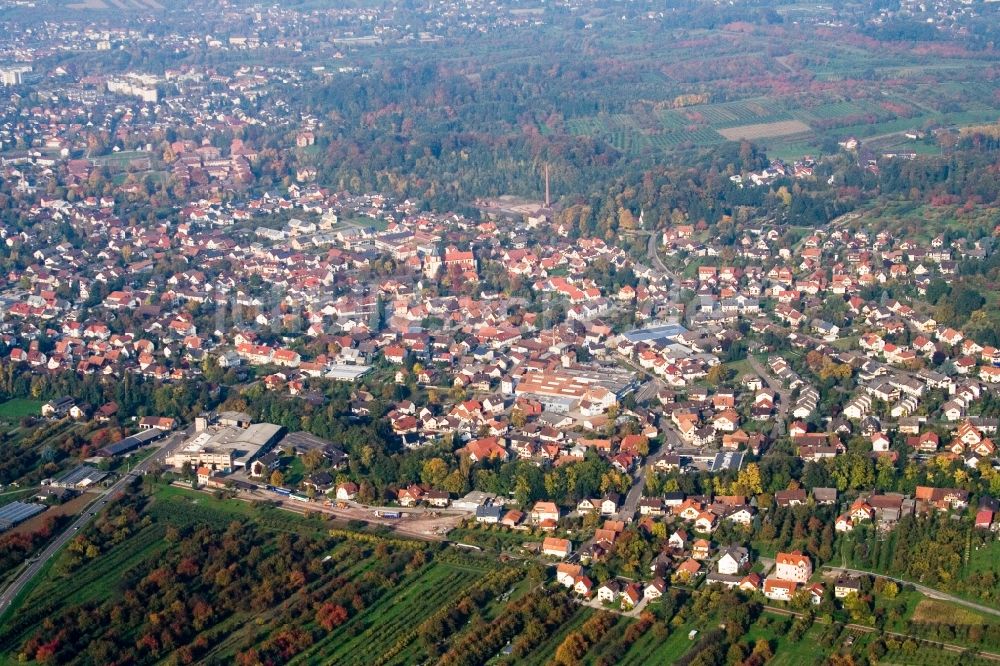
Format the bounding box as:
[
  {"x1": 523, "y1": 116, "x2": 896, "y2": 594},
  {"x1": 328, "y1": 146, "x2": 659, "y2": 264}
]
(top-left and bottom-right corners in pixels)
[
  {"x1": 555, "y1": 83, "x2": 1000, "y2": 160},
  {"x1": 965, "y1": 540, "x2": 1000, "y2": 581},
  {"x1": 0, "y1": 399, "x2": 43, "y2": 420},
  {"x1": 620, "y1": 621, "x2": 700, "y2": 664},
  {"x1": 291, "y1": 558, "x2": 491, "y2": 665}
]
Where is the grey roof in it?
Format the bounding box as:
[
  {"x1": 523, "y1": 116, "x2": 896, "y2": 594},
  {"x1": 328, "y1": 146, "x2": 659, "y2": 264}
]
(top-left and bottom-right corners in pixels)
[
  {"x1": 475, "y1": 504, "x2": 504, "y2": 519},
  {"x1": 710, "y1": 451, "x2": 745, "y2": 472},
  {"x1": 55, "y1": 465, "x2": 108, "y2": 488},
  {"x1": 99, "y1": 428, "x2": 163, "y2": 456},
  {"x1": 812, "y1": 487, "x2": 838, "y2": 502},
  {"x1": 622, "y1": 323, "x2": 689, "y2": 343},
  {"x1": 281, "y1": 431, "x2": 348, "y2": 465},
  {"x1": 0, "y1": 501, "x2": 45, "y2": 531}
]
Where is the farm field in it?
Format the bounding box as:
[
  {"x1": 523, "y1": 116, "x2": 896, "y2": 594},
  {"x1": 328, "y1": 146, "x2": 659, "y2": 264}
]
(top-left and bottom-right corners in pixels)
[
  {"x1": 0, "y1": 399, "x2": 43, "y2": 421},
  {"x1": 717, "y1": 120, "x2": 812, "y2": 141},
  {"x1": 514, "y1": 604, "x2": 596, "y2": 666},
  {"x1": 0, "y1": 484, "x2": 518, "y2": 666},
  {"x1": 5, "y1": 480, "x2": 995, "y2": 665},
  {"x1": 555, "y1": 69, "x2": 1000, "y2": 160},
  {"x1": 965, "y1": 540, "x2": 1000, "y2": 582},
  {"x1": 619, "y1": 621, "x2": 699, "y2": 664},
  {"x1": 6, "y1": 492, "x2": 92, "y2": 536}
]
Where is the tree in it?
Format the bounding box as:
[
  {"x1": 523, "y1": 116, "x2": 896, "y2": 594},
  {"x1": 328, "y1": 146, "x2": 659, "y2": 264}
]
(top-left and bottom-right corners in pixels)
[
  {"x1": 270, "y1": 470, "x2": 285, "y2": 487},
  {"x1": 302, "y1": 449, "x2": 324, "y2": 471},
  {"x1": 751, "y1": 637, "x2": 773, "y2": 661},
  {"x1": 733, "y1": 463, "x2": 763, "y2": 496},
  {"x1": 952, "y1": 286, "x2": 985, "y2": 321},
  {"x1": 316, "y1": 603, "x2": 348, "y2": 631},
  {"x1": 707, "y1": 364, "x2": 734, "y2": 385},
  {"x1": 514, "y1": 474, "x2": 533, "y2": 507},
  {"x1": 925, "y1": 278, "x2": 950, "y2": 303},
  {"x1": 421, "y1": 458, "x2": 449, "y2": 488}
]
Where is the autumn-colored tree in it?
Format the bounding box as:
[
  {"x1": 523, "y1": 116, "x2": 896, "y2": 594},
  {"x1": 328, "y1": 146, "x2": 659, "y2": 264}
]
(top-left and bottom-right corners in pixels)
[
  {"x1": 316, "y1": 603, "x2": 349, "y2": 631},
  {"x1": 706, "y1": 364, "x2": 734, "y2": 385},
  {"x1": 421, "y1": 457, "x2": 449, "y2": 488}
]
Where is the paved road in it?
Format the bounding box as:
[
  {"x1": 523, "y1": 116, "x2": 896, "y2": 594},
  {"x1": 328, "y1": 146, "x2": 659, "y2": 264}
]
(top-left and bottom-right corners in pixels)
[
  {"x1": 747, "y1": 355, "x2": 789, "y2": 419},
  {"x1": 0, "y1": 426, "x2": 190, "y2": 611},
  {"x1": 747, "y1": 355, "x2": 791, "y2": 444},
  {"x1": 634, "y1": 378, "x2": 662, "y2": 404},
  {"x1": 646, "y1": 229, "x2": 678, "y2": 283},
  {"x1": 822, "y1": 566, "x2": 1000, "y2": 619},
  {"x1": 616, "y1": 425, "x2": 683, "y2": 522}
]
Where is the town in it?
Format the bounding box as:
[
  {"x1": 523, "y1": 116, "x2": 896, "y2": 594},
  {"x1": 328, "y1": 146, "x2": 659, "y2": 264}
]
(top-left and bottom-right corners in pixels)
[{"x1": 1, "y1": 0, "x2": 1000, "y2": 664}]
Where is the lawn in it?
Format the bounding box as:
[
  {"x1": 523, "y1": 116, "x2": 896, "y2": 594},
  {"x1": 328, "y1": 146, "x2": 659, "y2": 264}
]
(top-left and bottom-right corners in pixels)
[
  {"x1": 447, "y1": 525, "x2": 540, "y2": 552},
  {"x1": 0, "y1": 399, "x2": 43, "y2": 420},
  {"x1": 964, "y1": 539, "x2": 1000, "y2": 581}
]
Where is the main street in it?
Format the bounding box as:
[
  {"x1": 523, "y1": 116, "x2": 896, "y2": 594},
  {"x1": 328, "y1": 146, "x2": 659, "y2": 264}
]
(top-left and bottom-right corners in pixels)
[
  {"x1": 645, "y1": 228, "x2": 678, "y2": 283},
  {"x1": 0, "y1": 425, "x2": 191, "y2": 611}
]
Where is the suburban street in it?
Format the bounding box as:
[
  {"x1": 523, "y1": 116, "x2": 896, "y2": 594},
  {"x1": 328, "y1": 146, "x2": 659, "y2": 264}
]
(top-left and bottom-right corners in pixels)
[
  {"x1": 747, "y1": 354, "x2": 791, "y2": 444},
  {"x1": 646, "y1": 229, "x2": 678, "y2": 283},
  {"x1": 0, "y1": 425, "x2": 191, "y2": 611},
  {"x1": 617, "y1": 425, "x2": 683, "y2": 521}
]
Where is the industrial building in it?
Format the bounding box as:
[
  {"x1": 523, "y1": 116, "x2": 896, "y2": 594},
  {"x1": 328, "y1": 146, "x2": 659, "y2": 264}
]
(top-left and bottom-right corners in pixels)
[
  {"x1": 513, "y1": 365, "x2": 636, "y2": 414},
  {"x1": 166, "y1": 422, "x2": 284, "y2": 473},
  {"x1": 97, "y1": 427, "x2": 165, "y2": 457},
  {"x1": 0, "y1": 502, "x2": 46, "y2": 532},
  {"x1": 52, "y1": 465, "x2": 108, "y2": 489}
]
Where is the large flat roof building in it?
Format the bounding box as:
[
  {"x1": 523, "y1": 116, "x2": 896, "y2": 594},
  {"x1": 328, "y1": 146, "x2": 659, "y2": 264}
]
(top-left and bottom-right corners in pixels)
[
  {"x1": 0, "y1": 502, "x2": 45, "y2": 532},
  {"x1": 167, "y1": 422, "x2": 284, "y2": 472},
  {"x1": 514, "y1": 365, "x2": 635, "y2": 413}
]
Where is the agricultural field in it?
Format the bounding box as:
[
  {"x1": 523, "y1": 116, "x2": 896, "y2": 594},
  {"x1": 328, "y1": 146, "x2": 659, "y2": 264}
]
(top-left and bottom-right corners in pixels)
[
  {"x1": 0, "y1": 484, "x2": 520, "y2": 666},
  {"x1": 548, "y1": 31, "x2": 1000, "y2": 161},
  {"x1": 0, "y1": 419, "x2": 91, "y2": 488},
  {"x1": 964, "y1": 539, "x2": 1000, "y2": 583},
  {"x1": 0, "y1": 399, "x2": 43, "y2": 421},
  {"x1": 717, "y1": 120, "x2": 812, "y2": 141}
]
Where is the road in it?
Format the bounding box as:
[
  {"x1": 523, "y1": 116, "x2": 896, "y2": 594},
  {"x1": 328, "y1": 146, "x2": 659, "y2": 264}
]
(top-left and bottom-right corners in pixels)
[
  {"x1": 747, "y1": 355, "x2": 791, "y2": 444},
  {"x1": 646, "y1": 228, "x2": 679, "y2": 284},
  {"x1": 763, "y1": 604, "x2": 1000, "y2": 661},
  {"x1": 0, "y1": 425, "x2": 190, "y2": 611},
  {"x1": 616, "y1": 425, "x2": 683, "y2": 522},
  {"x1": 822, "y1": 566, "x2": 1000, "y2": 619}
]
